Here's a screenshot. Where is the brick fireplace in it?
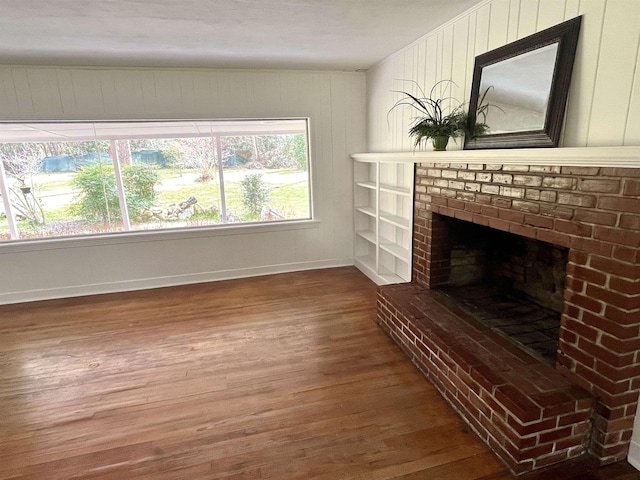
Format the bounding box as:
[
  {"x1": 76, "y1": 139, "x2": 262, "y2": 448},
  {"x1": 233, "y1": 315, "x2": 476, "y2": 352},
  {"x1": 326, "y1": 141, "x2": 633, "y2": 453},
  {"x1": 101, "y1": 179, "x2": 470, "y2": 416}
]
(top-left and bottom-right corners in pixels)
[{"x1": 376, "y1": 154, "x2": 640, "y2": 474}]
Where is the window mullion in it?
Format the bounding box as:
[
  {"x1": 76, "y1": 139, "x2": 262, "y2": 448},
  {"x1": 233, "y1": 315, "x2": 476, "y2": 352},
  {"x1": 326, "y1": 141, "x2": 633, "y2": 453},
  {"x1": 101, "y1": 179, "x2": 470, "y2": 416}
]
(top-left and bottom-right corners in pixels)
[
  {"x1": 0, "y1": 159, "x2": 20, "y2": 239},
  {"x1": 214, "y1": 135, "x2": 227, "y2": 224},
  {"x1": 110, "y1": 140, "x2": 132, "y2": 231}
]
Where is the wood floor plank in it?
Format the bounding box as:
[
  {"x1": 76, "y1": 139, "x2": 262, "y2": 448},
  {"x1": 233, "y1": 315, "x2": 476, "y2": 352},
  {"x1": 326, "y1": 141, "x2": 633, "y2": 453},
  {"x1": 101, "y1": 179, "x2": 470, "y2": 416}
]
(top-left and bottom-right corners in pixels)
[{"x1": 0, "y1": 267, "x2": 638, "y2": 479}]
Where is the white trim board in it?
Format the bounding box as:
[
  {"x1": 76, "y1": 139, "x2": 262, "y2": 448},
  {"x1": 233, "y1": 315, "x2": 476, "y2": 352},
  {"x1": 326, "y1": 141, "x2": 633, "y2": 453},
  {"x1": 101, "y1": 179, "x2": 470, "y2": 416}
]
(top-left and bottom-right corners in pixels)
[
  {"x1": 0, "y1": 259, "x2": 354, "y2": 305},
  {"x1": 351, "y1": 146, "x2": 640, "y2": 167}
]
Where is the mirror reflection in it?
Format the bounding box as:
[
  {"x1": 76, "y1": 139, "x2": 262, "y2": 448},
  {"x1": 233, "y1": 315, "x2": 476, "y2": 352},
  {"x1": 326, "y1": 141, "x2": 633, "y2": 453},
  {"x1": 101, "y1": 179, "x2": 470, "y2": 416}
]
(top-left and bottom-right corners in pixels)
[{"x1": 480, "y1": 43, "x2": 558, "y2": 134}]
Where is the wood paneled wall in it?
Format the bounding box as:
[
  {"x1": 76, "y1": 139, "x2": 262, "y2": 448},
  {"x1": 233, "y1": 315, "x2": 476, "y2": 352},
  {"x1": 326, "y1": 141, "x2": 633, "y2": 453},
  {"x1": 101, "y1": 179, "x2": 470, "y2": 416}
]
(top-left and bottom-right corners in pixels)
[
  {"x1": 367, "y1": 0, "x2": 640, "y2": 152},
  {"x1": 0, "y1": 67, "x2": 366, "y2": 304}
]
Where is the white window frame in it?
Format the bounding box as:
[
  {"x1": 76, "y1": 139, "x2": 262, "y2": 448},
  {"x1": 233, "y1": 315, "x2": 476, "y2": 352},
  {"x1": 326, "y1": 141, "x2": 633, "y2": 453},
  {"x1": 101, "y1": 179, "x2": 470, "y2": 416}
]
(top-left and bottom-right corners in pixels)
[{"x1": 0, "y1": 118, "x2": 314, "y2": 243}]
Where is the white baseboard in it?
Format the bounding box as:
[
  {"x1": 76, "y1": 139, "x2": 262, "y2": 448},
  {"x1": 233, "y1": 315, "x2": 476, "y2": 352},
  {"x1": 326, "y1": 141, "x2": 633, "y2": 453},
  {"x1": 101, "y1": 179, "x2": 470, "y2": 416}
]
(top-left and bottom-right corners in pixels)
[
  {"x1": 628, "y1": 440, "x2": 640, "y2": 472},
  {"x1": 0, "y1": 259, "x2": 354, "y2": 305}
]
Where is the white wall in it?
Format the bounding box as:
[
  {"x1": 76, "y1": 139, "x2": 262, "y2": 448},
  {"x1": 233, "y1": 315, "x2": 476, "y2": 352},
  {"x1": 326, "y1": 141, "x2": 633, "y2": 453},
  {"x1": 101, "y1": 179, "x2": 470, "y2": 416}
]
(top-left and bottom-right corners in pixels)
[
  {"x1": 367, "y1": 0, "x2": 640, "y2": 152},
  {"x1": 0, "y1": 67, "x2": 366, "y2": 304}
]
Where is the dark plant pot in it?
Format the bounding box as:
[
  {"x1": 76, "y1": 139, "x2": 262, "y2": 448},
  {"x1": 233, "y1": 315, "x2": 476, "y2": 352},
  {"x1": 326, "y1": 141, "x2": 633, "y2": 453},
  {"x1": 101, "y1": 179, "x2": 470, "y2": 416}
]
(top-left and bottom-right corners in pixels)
[
  {"x1": 20, "y1": 186, "x2": 31, "y2": 194},
  {"x1": 432, "y1": 136, "x2": 450, "y2": 151}
]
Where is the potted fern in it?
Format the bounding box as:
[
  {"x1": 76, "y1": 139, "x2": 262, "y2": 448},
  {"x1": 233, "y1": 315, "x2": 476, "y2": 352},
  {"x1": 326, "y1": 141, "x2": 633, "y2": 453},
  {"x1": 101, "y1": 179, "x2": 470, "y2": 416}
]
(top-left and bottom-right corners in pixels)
[{"x1": 389, "y1": 80, "x2": 489, "y2": 151}]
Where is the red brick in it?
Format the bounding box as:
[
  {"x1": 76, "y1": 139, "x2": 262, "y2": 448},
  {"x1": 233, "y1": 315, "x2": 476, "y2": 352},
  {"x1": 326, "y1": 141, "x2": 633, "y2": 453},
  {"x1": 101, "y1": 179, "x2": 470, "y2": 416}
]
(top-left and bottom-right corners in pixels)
[
  {"x1": 619, "y1": 214, "x2": 640, "y2": 231},
  {"x1": 578, "y1": 179, "x2": 621, "y2": 193},
  {"x1": 610, "y1": 277, "x2": 640, "y2": 296},
  {"x1": 599, "y1": 196, "x2": 640, "y2": 214},
  {"x1": 578, "y1": 337, "x2": 635, "y2": 368},
  {"x1": 511, "y1": 200, "x2": 541, "y2": 214},
  {"x1": 574, "y1": 209, "x2": 618, "y2": 226},
  {"x1": 582, "y1": 311, "x2": 640, "y2": 339},
  {"x1": 624, "y1": 180, "x2": 640, "y2": 196},
  {"x1": 513, "y1": 175, "x2": 543, "y2": 187},
  {"x1": 492, "y1": 197, "x2": 512, "y2": 209},
  {"x1": 540, "y1": 204, "x2": 574, "y2": 220},
  {"x1": 559, "y1": 339, "x2": 597, "y2": 368},
  {"x1": 566, "y1": 275, "x2": 585, "y2": 294},
  {"x1": 497, "y1": 209, "x2": 524, "y2": 223},
  {"x1": 586, "y1": 284, "x2": 639, "y2": 311},
  {"x1": 594, "y1": 359, "x2": 640, "y2": 383},
  {"x1": 575, "y1": 363, "x2": 630, "y2": 395},
  {"x1": 447, "y1": 198, "x2": 466, "y2": 210},
  {"x1": 565, "y1": 292, "x2": 604, "y2": 314},
  {"x1": 543, "y1": 176, "x2": 577, "y2": 189},
  {"x1": 495, "y1": 385, "x2": 542, "y2": 422},
  {"x1": 524, "y1": 214, "x2": 554, "y2": 229},
  {"x1": 536, "y1": 229, "x2": 570, "y2": 247},
  {"x1": 559, "y1": 411, "x2": 594, "y2": 427},
  {"x1": 605, "y1": 305, "x2": 640, "y2": 326},
  {"x1": 599, "y1": 333, "x2": 640, "y2": 356},
  {"x1": 555, "y1": 433, "x2": 589, "y2": 452},
  {"x1": 539, "y1": 426, "x2": 574, "y2": 443},
  {"x1": 493, "y1": 173, "x2": 513, "y2": 184},
  {"x1": 566, "y1": 264, "x2": 607, "y2": 286},
  {"x1": 563, "y1": 317, "x2": 600, "y2": 342},
  {"x1": 561, "y1": 166, "x2": 600, "y2": 176},
  {"x1": 530, "y1": 165, "x2": 561, "y2": 174},
  {"x1": 570, "y1": 236, "x2": 613, "y2": 256},
  {"x1": 568, "y1": 250, "x2": 589, "y2": 266},
  {"x1": 480, "y1": 205, "x2": 499, "y2": 218},
  {"x1": 601, "y1": 168, "x2": 640, "y2": 178},
  {"x1": 558, "y1": 193, "x2": 597, "y2": 208},
  {"x1": 554, "y1": 219, "x2": 593, "y2": 237},
  {"x1": 591, "y1": 256, "x2": 640, "y2": 280},
  {"x1": 594, "y1": 226, "x2": 640, "y2": 248}
]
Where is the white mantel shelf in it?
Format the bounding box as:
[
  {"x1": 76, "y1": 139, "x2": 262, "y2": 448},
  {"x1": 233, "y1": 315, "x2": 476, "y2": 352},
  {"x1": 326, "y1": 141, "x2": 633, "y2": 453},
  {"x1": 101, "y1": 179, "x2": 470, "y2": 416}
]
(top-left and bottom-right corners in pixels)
[{"x1": 351, "y1": 146, "x2": 640, "y2": 168}]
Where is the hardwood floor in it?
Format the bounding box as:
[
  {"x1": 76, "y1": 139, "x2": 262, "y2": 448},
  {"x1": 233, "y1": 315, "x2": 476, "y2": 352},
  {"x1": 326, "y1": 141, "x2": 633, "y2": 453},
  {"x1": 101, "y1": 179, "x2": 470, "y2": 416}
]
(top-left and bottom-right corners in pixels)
[{"x1": 0, "y1": 267, "x2": 638, "y2": 479}]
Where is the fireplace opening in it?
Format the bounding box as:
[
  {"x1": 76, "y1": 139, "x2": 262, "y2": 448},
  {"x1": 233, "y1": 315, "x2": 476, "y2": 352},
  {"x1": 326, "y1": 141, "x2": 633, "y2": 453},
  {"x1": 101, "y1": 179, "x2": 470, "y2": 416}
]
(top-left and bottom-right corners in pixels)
[{"x1": 435, "y1": 215, "x2": 569, "y2": 366}]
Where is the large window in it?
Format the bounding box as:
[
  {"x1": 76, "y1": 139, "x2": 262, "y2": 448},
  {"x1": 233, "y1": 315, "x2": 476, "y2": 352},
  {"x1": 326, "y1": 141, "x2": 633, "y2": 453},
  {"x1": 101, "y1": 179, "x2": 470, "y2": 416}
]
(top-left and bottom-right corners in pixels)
[{"x1": 0, "y1": 119, "x2": 311, "y2": 242}]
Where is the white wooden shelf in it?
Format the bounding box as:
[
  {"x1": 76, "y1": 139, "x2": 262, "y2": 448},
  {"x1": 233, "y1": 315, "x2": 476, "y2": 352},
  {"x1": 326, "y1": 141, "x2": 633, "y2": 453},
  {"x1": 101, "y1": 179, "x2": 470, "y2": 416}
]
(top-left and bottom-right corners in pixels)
[
  {"x1": 352, "y1": 156, "x2": 414, "y2": 285},
  {"x1": 380, "y1": 212, "x2": 411, "y2": 231}
]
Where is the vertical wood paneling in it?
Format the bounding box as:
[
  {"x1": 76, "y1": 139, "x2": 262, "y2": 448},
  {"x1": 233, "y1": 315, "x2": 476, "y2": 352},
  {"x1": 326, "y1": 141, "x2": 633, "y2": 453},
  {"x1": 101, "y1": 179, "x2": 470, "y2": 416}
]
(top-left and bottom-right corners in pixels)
[
  {"x1": 70, "y1": 70, "x2": 105, "y2": 117},
  {"x1": 506, "y1": 0, "x2": 521, "y2": 43},
  {"x1": 474, "y1": 3, "x2": 492, "y2": 56},
  {"x1": 25, "y1": 69, "x2": 63, "y2": 117},
  {"x1": 452, "y1": 19, "x2": 471, "y2": 107},
  {"x1": 465, "y1": 11, "x2": 478, "y2": 102},
  {"x1": 587, "y1": 0, "x2": 640, "y2": 145},
  {"x1": 624, "y1": 37, "x2": 640, "y2": 144},
  {"x1": 488, "y1": 0, "x2": 510, "y2": 50},
  {"x1": 0, "y1": 70, "x2": 19, "y2": 115},
  {"x1": 56, "y1": 70, "x2": 77, "y2": 115},
  {"x1": 367, "y1": 0, "x2": 639, "y2": 151},
  {"x1": 518, "y1": 0, "x2": 540, "y2": 38},
  {"x1": 562, "y1": 0, "x2": 606, "y2": 146},
  {"x1": 441, "y1": 26, "x2": 455, "y2": 85},
  {"x1": 10, "y1": 69, "x2": 35, "y2": 116},
  {"x1": 564, "y1": 0, "x2": 581, "y2": 18},
  {"x1": 425, "y1": 35, "x2": 439, "y2": 91},
  {"x1": 537, "y1": 0, "x2": 567, "y2": 30}
]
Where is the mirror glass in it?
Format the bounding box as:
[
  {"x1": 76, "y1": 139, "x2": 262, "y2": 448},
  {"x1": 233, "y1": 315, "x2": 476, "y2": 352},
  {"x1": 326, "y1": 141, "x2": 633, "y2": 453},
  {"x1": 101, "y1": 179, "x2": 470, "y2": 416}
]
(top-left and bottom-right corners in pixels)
[
  {"x1": 480, "y1": 43, "x2": 558, "y2": 134},
  {"x1": 464, "y1": 16, "x2": 581, "y2": 149}
]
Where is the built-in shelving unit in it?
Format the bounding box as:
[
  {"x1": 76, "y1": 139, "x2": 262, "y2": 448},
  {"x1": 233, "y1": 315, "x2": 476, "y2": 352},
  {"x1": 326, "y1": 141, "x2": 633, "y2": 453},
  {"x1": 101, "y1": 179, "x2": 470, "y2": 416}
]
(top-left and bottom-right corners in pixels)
[{"x1": 352, "y1": 155, "x2": 414, "y2": 285}]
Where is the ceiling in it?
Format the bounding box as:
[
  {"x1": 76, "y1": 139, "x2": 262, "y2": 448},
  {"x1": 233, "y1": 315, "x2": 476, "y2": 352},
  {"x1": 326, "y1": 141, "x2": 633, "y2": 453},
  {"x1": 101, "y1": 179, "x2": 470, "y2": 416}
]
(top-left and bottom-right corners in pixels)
[{"x1": 0, "y1": 0, "x2": 481, "y2": 71}]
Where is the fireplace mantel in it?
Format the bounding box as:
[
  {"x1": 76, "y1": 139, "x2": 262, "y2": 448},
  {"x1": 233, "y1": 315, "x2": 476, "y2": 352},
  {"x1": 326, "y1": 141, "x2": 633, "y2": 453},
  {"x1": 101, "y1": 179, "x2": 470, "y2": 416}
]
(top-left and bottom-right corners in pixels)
[{"x1": 351, "y1": 146, "x2": 640, "y2": 167}]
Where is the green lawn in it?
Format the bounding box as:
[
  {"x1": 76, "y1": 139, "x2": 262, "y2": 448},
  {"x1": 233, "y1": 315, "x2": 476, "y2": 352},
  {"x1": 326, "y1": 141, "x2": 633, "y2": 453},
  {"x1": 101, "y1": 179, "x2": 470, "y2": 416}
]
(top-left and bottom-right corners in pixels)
[{"x1": 4, "y1": 166, "x2": 310, "y2": 239}]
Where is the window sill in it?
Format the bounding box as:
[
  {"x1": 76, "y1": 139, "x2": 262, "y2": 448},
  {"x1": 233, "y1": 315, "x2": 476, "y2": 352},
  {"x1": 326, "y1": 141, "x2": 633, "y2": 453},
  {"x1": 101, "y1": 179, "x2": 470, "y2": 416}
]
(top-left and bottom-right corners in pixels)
[{"x1": 0, "y1": 219, "x2": 319, "y2": 254}]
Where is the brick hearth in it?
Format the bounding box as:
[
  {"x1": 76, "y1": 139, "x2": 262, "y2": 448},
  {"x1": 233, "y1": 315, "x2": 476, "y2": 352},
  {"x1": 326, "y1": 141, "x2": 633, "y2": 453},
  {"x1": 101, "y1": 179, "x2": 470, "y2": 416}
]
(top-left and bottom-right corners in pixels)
[{"x1": 378, "y1": 162, "x2": 640, "y2": 474}]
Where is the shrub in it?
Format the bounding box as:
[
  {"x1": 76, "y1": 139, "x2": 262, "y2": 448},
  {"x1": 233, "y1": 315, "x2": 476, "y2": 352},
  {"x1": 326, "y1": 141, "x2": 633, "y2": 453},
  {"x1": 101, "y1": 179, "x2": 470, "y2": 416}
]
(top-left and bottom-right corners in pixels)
[
  {"x1": 71, "y1": 164, "x2": 159, "y2": 222},
  {"x1": 241, "y1": 173, "x2": 269, "y2": 218}
]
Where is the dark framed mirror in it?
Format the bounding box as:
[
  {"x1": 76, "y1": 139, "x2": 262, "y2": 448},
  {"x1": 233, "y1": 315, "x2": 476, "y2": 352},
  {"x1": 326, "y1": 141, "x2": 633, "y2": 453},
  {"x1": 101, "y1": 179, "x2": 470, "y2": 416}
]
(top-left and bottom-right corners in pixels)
[{"x1": 464, "y1": 16, "x2": 582, "y2": 150}]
